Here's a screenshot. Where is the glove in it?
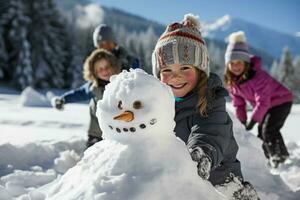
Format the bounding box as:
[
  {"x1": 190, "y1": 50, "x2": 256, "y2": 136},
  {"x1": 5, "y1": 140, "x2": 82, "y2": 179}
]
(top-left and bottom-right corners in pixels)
[
  {"x1": 51, "y1": 97, "x2": 65, "y2": 110},
  {"x1": 245, "y1": 120, "x2": 256, "y2": 131},
  {"x1": 189, "y1": 147, "x2": 212, "y2": 180},
  {"x1": 232, "y1": 181, "x2": 259, "y2": 200}
]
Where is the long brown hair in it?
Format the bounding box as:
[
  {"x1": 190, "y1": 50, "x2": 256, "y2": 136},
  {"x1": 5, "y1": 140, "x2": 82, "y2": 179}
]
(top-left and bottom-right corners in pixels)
[
  {"x1": 196, "y1": 69, "x2": 209, "y2": 117},
  {"x1": 83, "y1": 49, "x2": 121, "y2": 85},
  {"x1": 224, "y1": 61, "x2": 250, "y2": 86}
]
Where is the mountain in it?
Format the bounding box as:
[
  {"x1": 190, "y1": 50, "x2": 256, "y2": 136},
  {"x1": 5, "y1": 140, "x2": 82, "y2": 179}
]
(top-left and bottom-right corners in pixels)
[
  {"x1": 99, "y1": 7, "x2": 274, "y2": 70},
  {"x1": 203, "y1": 15, "x2": 300, "y2": 58},
  {"x1": 54, "y1": 0, "x2": 91, "y2": 10},
  {"x1": 57, "y1": 2, "x2": 275, "y2": 69},
  {"x1": 101, "y1": 7, "x2": 165, "y2": 36}
]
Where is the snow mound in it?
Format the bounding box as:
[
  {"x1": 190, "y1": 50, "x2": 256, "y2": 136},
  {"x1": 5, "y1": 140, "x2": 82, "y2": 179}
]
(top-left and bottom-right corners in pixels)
[
  {"x1": 40, "y1": 140, "x2": 225, "y2": 200},
  {"x1": 229, "y1": 111, "x2": 300, "y2": 199},
  {"x1": 0, "y1": 139, "x2": 85, "y2": 199},
  {"x1": 20, "y1": 87, "x2": 53, "y2": 107}
]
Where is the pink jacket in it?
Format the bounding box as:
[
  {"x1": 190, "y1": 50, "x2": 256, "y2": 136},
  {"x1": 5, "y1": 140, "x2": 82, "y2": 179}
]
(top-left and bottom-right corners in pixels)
[{"x1": 229, "y1": 56, "x2": 293, "y2": 123}]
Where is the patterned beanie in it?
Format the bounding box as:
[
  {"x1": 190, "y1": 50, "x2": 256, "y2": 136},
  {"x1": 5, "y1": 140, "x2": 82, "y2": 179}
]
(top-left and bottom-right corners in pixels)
[
  {"x1": 225, "y1": 31, "x2": 250, "y2": 65},
  {"x1": 152, "y1": 14, "x2": 210, "y2": 77},
  {"x1": 93, "y1": 24, "x2": 116, "y2": 47}
]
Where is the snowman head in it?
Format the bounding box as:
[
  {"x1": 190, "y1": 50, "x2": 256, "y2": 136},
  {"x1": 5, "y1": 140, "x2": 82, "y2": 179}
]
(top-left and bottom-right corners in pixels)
[{"x1": 97, "y1": 69, "x2": 175, "y2": 141}]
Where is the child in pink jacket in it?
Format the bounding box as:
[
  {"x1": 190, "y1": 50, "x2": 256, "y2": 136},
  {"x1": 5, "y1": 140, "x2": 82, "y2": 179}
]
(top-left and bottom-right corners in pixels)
[{"x1": 224, "y1": 31, "x2": 293, "y2": 168}]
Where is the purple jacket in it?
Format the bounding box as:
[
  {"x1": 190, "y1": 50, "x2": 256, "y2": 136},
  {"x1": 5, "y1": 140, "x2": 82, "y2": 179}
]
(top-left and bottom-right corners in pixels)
[{"x1": 229, "y1": 56, "x2": 293, "y2": 123}]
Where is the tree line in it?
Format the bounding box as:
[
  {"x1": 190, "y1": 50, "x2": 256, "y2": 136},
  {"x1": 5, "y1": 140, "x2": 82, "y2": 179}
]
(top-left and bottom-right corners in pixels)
[{"x1": 0, "y1": 0, "x2": 299, "y2": 103}]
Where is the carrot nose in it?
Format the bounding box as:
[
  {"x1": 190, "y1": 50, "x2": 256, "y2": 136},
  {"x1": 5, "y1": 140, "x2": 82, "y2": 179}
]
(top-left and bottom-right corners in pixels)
[{"x1": 113, "y1": 111, "x2": 134, "y2": 122}]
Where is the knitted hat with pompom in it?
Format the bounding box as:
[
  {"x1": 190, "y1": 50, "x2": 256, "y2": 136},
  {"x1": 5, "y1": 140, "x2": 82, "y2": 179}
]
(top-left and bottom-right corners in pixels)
[
  {"x1": 152, "y1": 14, "x2": 210, "y2": 77},
  {"x1": 225, "y1": 31, "x2": 250, "y2": 65},
  {"x1": 93, "y1": 24, "x2": 116, "y2": 47}
]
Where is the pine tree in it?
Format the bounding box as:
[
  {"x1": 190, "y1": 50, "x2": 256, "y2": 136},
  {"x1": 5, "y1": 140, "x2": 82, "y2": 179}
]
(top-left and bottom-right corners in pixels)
[
  {"x1": 0, "y1": 23, "x2": 8, "y2": 79},
  {"x1": 207, "y1": 42, "x2": 225, "y2": 75},
  {"x1": 14, "y1": 39, "x2": 33, "y2": 89},
  {"x1": 64, "y1": 23, "x2": 84, "y2": 88},
  {"x1": 279, "y1": 47, "x2": 294, "y2": 86},
  {"x1": 270, "y1": 60, "x2": 279, "y2": 79},
  {"x1": 292, "y1": 56, "x2": 300, "y2": 102},
  {"x1": 141, "y1": 26, "x2": 158, "y2": 72},
  {"x1": 3, "y1": 0, "x2": 33, "y2": 88},
  {"x1": 27, "y1": 0, "x2": 67, "y2": 88},
  {"x1": 273, "y1": 47, "x2": 300, "y2": 103},
  {"x1": 0, "y1": 1, "x2": 9, "y2": 79}
]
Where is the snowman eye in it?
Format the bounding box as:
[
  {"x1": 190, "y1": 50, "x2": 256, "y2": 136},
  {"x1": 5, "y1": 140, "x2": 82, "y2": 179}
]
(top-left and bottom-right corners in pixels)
[
  {"x1": 133, "y1": 100, "x2": 142, "y2": 109},
  {"x1": 118, "y1": 101, "x2": 123, "y2": 110}
]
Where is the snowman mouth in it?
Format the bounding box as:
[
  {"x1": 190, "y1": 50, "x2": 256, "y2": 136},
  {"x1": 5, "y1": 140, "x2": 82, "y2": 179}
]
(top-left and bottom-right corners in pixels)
[{"x1": 108, "y1": 118, "x2": 157, "y2": 133}]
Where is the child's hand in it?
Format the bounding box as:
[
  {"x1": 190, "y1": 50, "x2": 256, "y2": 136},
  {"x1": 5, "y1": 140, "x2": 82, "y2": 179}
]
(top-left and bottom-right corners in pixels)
[
  {"x1": 245, "y1": 120, "x2": 256, "y2": 131},
  {"x1": 51, "y1": 97, "x2": 65, "y2": 110},
  {"x1": 189, "y1": 147, "x2": 212, "y2": 180}
]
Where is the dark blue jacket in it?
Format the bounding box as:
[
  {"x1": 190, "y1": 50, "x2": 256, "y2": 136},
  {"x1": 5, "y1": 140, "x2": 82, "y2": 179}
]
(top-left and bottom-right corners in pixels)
[
  {"x1": 174, "y1": 73, "x2": 243, "y2": 186},
  {"x1": 61, "y1": 82, "x2": 93, "y2": 103}
]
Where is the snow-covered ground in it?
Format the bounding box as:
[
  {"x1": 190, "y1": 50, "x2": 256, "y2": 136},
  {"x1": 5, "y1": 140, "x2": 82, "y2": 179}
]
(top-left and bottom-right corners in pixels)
[
  {"x1": 0, "y1": 86, "x2": 300, "y2": 199},
  {"x1": 226, "y1": 103, "x2": 300, "y2": 142}
]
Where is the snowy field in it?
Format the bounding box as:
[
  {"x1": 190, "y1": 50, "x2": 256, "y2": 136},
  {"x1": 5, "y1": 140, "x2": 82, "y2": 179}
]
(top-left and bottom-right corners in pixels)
[{"x1": 0, "y1": 85, "x2": 300, "y2": 200}]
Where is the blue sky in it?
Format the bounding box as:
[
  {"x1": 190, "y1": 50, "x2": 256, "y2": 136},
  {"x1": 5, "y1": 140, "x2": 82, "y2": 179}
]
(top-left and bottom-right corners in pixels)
[{"x1": 95, "y1": 0, "x2": 300, "y2": 35}]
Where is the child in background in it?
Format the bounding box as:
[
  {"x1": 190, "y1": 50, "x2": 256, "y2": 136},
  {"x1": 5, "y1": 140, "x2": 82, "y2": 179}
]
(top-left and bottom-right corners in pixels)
[
  {"x1": 152, "y1": 14, "x2": 259, "y2": 199},
  {"x1": 224, "y1": 31, "x2": 293, "y2": 168},
  {"x1": 52, "y1": 49, "x2": 121, "y2": 148},
  {"x1": 93, "y1": 24, "x2": 140, "y2": 70}
]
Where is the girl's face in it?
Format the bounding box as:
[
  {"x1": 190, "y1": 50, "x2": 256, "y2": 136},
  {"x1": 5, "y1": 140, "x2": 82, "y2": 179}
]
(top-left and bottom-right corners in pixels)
[
  {"x1": 228, "y1": 60, "x2": 246, "y2": 76},
  {"x1": 160, "y1": 63, "x2": 198, "y2": 97},
  {"x1": 94, "y1": 59, "x2": 115, "y2": 81}
]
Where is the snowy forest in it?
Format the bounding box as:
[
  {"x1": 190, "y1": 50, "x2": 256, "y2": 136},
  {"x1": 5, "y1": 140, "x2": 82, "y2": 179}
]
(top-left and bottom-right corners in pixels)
[{"x1": 0, "y1": 0, "x2": 300, "y2": 102}]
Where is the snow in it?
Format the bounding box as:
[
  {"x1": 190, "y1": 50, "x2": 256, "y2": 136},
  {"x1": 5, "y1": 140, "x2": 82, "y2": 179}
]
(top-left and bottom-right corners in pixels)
[
  {"x1": 19, "y1": 87, "x2": 52, "y2": 107},
  {"x1": 202, "y1": 14, "x2": 231, "y2": 36},
  {"x1": 0, "y1": 70, "x2": 300, "y2": 199},
  {"x1": 202, "y1": 15, "x2": 300, "y2": 59},
  {"x1": 74, "y1": 4, "x2": 104, "y2": 29}
]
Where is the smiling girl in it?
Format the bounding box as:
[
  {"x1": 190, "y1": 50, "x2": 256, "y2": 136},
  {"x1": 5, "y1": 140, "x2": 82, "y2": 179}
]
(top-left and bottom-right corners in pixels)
[
  {"x1": 152, "y1": 14, "x2": 259, "y2": 199},
  {"x1": 224, "y1": 31, "x2": 293, "y2": 168}
]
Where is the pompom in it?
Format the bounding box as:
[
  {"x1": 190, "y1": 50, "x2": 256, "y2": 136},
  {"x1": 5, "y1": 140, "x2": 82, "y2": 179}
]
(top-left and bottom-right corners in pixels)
[
  {"x1": 228, "y1": 31, "x2": 247, "y2": 43},
  {"x1": 183, "y1": 13, "x2": 201, "y2": 30}
]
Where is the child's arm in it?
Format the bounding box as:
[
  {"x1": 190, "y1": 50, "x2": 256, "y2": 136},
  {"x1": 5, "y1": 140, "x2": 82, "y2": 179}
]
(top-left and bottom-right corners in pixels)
[
  {"x1": 187, "y1": 106, "x2": 233, "y2": 172},
  {"x1": 61, "y1": 82, "x2": 94, "y2": 104},
  {"x1": 51, "y1": 82, "x2": 94, "y2": 110},
  {"x1": 230, "y1": 92, "x2": 247, "y2": 124},
  {"x1": 251, "y1": 73, "x2": 272, "y2": 124}
]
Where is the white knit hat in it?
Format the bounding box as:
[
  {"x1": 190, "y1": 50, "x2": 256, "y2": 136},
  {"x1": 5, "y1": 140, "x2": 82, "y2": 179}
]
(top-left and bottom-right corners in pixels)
[
  {"x1": 225, "y1": 31, "x2": 251, "y2": 64},
  {"x1": 152, "y1": 14, "x2": 210, "y2": 77}
]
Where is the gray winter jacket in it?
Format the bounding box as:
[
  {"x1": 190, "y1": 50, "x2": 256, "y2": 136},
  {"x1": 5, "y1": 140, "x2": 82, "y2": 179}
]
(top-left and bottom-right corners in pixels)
[
  {"x1": 61, "y1": 80, "x2": 107, "y2": 138},
  {"x1": 174, "y1": 73, "x2": 243, "y2": 186},
  {"x1": 88, "y1": 82, "x2": 106, "y2": 138}
]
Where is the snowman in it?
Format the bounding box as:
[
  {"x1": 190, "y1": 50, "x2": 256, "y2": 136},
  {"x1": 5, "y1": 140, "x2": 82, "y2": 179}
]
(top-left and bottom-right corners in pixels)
[{"x1": 43, "y1": 69, "x2": 225, "y2": 200}]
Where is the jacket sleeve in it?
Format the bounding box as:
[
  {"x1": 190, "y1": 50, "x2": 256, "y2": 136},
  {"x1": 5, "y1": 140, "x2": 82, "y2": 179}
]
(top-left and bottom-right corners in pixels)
[
  {"x1": 187, "y1": 98, "x2": 233, "y2": 170},
  {"x1": 230, "y1": 91, "x2": 247, "y2": 123},
  {"x1": 61, "y1": 82, "x2": 94, "y2": 104},
  {"x1": 251, "y1": 72, "x2": 272, "y2": 123}
]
